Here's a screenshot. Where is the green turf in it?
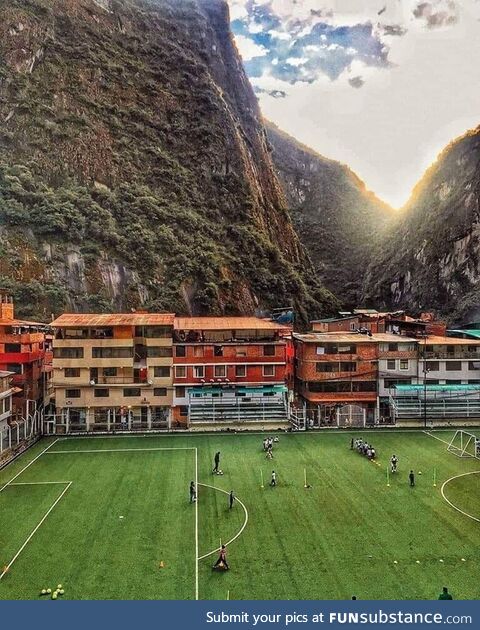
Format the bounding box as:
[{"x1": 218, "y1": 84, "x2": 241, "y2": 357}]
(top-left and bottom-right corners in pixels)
[{"x1": 0, "y1": 429, "x2": 479, "y2": 600}]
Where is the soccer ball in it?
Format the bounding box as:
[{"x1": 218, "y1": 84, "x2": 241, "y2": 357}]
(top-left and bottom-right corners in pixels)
[
  {"x1": 52, "y1": 592, "x2": 58, "y2": 600},
  {"x1": 41, "y1": 589, "x2": 47, "y2": 595},
  {"x1": 57, "y1": 584, "x2": 62, "y2": 590},
  {"x1": 59, "y1": 589, "x2": 65, "y2": 595},
  {"x1": 46, "y1": 588, "x2": 52, "y2": 594}
]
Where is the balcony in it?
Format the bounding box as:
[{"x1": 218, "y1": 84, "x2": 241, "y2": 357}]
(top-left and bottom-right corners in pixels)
[
  {"x1": 94, "y1": 377, "x2": 151, "y2": 386},
  {"x1": 422, "y1": 351, "x2": 480, "y2": 360}
]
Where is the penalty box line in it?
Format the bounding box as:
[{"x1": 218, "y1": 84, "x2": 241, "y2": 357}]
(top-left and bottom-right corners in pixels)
[
  {"x1": 0, "y1": 481, "x2": 72, "y2": 581},
  {"x1": 46, "y1": 443, "x2": 200, "y2": 601}
]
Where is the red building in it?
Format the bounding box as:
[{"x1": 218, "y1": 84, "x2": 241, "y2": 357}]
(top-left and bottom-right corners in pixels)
[
  {"x1": 172, "y1": 316, "x2": 293, "y2": 427},
  {"x1": 294, "y1": 331, "x2": 379, "y2": 427},
  {"x1": 0, "y1": 292, "x2": 51, "y2": 421}
]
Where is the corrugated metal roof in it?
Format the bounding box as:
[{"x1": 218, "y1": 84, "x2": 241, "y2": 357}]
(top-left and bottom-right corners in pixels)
[
  {"x1": 294, "y1": 332, "x2": 417, "y2": 343},
  {"x1": 421, "y1": 335, "x2": 480, "y2": 346},
  {"x1": 448, "y1": 329, "x2": 480, "y2": 340},
  {"x1": 51, "y1": 313, "x2": 175, "y2": 327},
  {"x1": 174, "y1": 317, "x2": 290, "y2": 331},
  {"x1": 0, "y1": 318, "x2": 48, "y2": 327}
]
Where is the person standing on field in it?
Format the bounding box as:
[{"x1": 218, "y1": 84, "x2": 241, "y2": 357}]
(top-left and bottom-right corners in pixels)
[
  {"x1": 270, "y1": 470, "x2": 276, "y2": 487},
  {"x1": 189, "y1": 481, "x2": 196, "y2": 503},
  {"x1": 438, "y1": 587, "x2": 453, "y2": 600},
  {"x1": 409, "y1": 470, "x2": 415, "y2": 487},
  {"x1": 229, "y1": 490, "x2": 235, "y2": 509},
  {"x1": 213, "y1": 451, "x2": 220, "y2": 474}
]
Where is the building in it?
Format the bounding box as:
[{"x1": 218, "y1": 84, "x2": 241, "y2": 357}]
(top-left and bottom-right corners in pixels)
[
  {"x1": 377, "y1": 335, "x2": 418, "y2": 420},
  {"x1": 0, "y1": 370, "x2": 14, "y2": 432},
  {"x1": 389, "y1": 336, "x2": 480, "y2": 423},
  {"x1": 50, "y1": 313, "x2": 175, "y2": 432},
  {"x1": 0, "y1": 292, "x2": 51, "y2": 420},
  {"x1": 172, "y1": 317, "x2": 293, "y2": 427},
  {"x1": 312, "y1": 310, "x2": 447, "y2": 337},
  {"x1": 294, "y1": 331, "x2": 381, "y2": 426}
]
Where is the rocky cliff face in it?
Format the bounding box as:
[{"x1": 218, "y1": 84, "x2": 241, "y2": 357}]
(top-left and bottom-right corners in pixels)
[
  {"x1": 266, "y1": 123, "x2": 393, "y2": 307},
  {"x1": 0, "y1": 0, "x2": 338, "y2": 321},
  {"x1": 362, "y1": 126, "x2": 480, "y2": 324}
]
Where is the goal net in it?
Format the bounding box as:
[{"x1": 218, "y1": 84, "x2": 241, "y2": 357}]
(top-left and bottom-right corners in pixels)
[{"x1": 447, "y1": 430, "x2": 480, "y2": 459}]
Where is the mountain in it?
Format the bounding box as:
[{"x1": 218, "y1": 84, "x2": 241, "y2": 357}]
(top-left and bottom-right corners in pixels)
[
  {"x1": 265, "y1": 122, "x2": 394, "y2": 307},
  {"x1": 362, "y1": 126, "x2": 480, "y2": 324},
  {"x1": 0, "y1": 0, "x2": 338, "y2": 322}
]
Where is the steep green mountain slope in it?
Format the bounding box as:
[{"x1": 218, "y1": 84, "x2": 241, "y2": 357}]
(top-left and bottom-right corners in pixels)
[
  {"x1": 0, "y1": 0, "x2": 338, "y2": 321},
  {"x1": 266, "y1": 122, "x2": 393, "y2": 307},
  {"x1": 362, "y1": 126, "x2": 480, "y2": 323}
]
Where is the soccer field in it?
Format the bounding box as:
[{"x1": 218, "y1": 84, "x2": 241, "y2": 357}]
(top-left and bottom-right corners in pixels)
[{"x1": 0, "y1": 430, "x2": 479, "y2": 600}]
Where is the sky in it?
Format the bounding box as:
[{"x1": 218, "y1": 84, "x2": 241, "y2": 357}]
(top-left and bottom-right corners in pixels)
[{"x1": 227, "y1": 0, "x2": 480, "y2": 208}]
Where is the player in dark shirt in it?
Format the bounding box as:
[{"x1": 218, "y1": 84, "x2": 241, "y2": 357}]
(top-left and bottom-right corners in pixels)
[
  {"x1": 438, "y1": 587, "x2": 453, "y2": 600},
  {"x1": 409, "y1": 470, "x2": 415, "y2": 487}
]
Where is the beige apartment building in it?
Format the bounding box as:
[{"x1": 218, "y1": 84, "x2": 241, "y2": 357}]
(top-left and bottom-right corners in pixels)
[{"x1": 50, "y1": 313, "x2": 174, "y2": 432}]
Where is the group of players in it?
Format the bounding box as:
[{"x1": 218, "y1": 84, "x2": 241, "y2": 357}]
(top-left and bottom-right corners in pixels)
[
  {"x1": 262, "y1": 436, "x2": 279, "y2": 459},
  {"x1": 351, "y1": 437, "x2": 376, "y2": 460}
]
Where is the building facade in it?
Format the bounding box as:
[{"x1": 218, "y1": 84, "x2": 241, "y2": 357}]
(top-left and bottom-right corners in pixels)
[
  {"x1": 0, "y1": 370, "x2": 14, "y2": 431},
  {"x1": 172, "y1": 317, "x2": 293, "y2": 427},
  {"x1": 0, "y1": 292, "x2": 51, "y2": 420},
  {"x1": 51, "y1": 313, "x2": 175, "y2": 432}
]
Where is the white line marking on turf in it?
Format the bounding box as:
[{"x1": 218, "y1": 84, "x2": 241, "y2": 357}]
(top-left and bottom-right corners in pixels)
[
  {"x1": 0, "y1": 481, "x2": 72, "y2": 581},
  {"x1": 0, "y1": 439, "x2": 59, "y2": 494},
  {"x1": 441, "y1": 471, "x2": 480, "y2": 524},
  {"x1": 423, "y1": 431, "x2": 451, "y2": 446},
  {"x1": 197, "y1": 483, "x2": 248, "y2": 561},
  {"x1": 195, "y1": 447, "x2": 199, "y2": 601},
  {"x1": 47, "y1": 447, "x2": 196, "y2": 454},
  {"x1": 9, "y1": 481, "x2": 72, "y2": 486}
]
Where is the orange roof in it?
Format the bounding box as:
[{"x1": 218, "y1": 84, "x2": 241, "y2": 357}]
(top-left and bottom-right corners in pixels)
[
  {"x1": 51, "y1": 313, "x2": 175, "y2": 327},
  {"x1": 420, "y1": 336, "x2": 480, "y2": 346},
  {"x1": 294, "y1": 332, "x2": 417, "y2": 343},
  {"x1": 174, "y1": 316, "x2": 291, "y2": 331},
  {"x1": 0, "y1": 318, "x2": 48, "y2": 327}
]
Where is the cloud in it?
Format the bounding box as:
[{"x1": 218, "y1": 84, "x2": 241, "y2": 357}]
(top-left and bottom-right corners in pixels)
[{"x1": 412, "y1": 1, "x2": 459, "y2": 29}]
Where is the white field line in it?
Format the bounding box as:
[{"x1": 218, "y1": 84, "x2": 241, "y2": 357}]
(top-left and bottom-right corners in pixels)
[
  {"x1": 47, "y1": 447, "x2": 196, "y2": 454},
  {"x1": 195, "y1": 448, "x2": 199, "y2": 601},
  {"x1": 0, "y1": 439, "x2": 59, "y2": 494},
  {"x1": 440, "y1": 471, "x2": 480, "y2": 524},
  {"x1": 9, "y1": 481, "x2": 71, "y2": 486},
  {"x1": 423, "y1": 431, "x2": 451, "y2": 446},
  {"x1": 197, "y1": 483, "x2": 248, "y2": 561},
  {"x1": 0, "y1": 481, "x2": 72, "y2": 580}
]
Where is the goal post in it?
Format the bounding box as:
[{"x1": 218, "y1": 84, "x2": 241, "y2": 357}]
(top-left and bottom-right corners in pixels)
[{"x1": 447, "y1": 430, "x2": 480, "y2": 459}]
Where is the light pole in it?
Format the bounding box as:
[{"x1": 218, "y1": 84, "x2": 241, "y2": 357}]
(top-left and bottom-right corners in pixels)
[{"x1": 423, "y1": 341, "x2": 430, "y2": 429}]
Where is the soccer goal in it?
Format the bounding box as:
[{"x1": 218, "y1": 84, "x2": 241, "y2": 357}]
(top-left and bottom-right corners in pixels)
[{"x1": 447, "y1": 430, "x2": 480, "y2": 459}]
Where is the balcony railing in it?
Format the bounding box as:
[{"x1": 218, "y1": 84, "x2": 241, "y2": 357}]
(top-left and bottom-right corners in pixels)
[
  {"x1": 93, "y1": 377, "x2": 151, "y2": 385},
  {"x1": 423, "y1": 351, "x2": 480, "y2": 360}
]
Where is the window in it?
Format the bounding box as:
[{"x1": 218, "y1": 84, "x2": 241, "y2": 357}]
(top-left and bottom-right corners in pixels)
[
  {"x1": 5, "y1": 343, "x2": 20, "y2": 353},
  {"x1": 214, "y1": 346, "x2": 223, "y2": 357},
  {"x1": 65, "y1": 389, "x2": 81, "y2": 398},
  {"x1": 176, "y1": 345, "x2": 186, "y2": 357},
  {"x1": 388, "y1": 343, "x2": 398, "y2": 352},
  {"x1": 146, "y1": 346, "x2": 172, "y2": 358},
  {"x1": 445, "y1": 361, "x2": 462, "y2": 371},
  {"x1": 175, "y1": 387, "x2": 186, "y2": 398},
  {"x1": 6, "y1": 364, "x2": 22, "y2": 374},
  {"x1": 235, "y1": 365, "x2": 246, "y2": 378},
  {"x1": 468, "y1": 361, "x2": 480, "y2": 371},
  {"x1": 136, "y1": 326, "x2": 171, "y2": 338},
  {"x1": 446, "y1": 345, "x2": 455, "y2": 354},
  {"x1": 338, "y1": 345, "x2": 356, "y2": 354},
  {"x1": 94, "y1": 388, "x2": 109, "y2": 398},
  {"x1": 214, "y1": 365, "x2": 226, "y2": 377},
  {"x1": 154, "y1": 388, "x2": 167, "y2": 397},
  {"x1": 175, "y1": 366, "x2": 186, "y2": 378},
  {"x1": 387, "y1": 359, "x2": 396, "y2": 370},
  {"x1": 64, "y1": 368, "x2": 80, "y2": 378},
  {"x1": 193, "y1": 366, "x2": 204, "y2": 378},
  {"x1": 446, "y1": 379, "x2": 462, "y2": 385},
  {"x1": 123, "y1": 388, "x2": 141, "y2": 397},
  {"x1": 316, "y1": 346, "x2": 325, "y2": 355},
  {"x1": 3, "y1": 396, "x2": 11, "y2": 413},
  {"x1": 193, "y1": 346, "x2": 203, "y2": 357},
  {"x1": 426, "y1": 361, "x2": 439, "y2": 372},
  {"x1": 384, "y1": 378, "x2": 411, "y2": 389},
  {"x1": 399, "y1": 359, "x2": 409, "y2": 370},
  {"x1": 468, "y1": 379, "x2": 480, "y2": 384},
  {"x1": 92, "y1": 347, "x2": 132, "y2": 359},
  {"x1": 154, "y1": 366, "x2": 170, "y2": 378},
  {"x1": 103, "y1": 367, "x2": 117, "y2": 377},
  {"x1": 53, "y1": 347, "x2": 84, "y2": 359},
  {"x1": 263, "y1": 365, "x2": 275, "y2": 377},
  {"x1": 316, "y1": 362, "x2": 356, "y2": 373},
  {"x1": 263, "y1": 345, "x2": 275, "y2": 356},
  {"x1": 179, "y1": 406, "x2": 188, "y2": 417}
]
